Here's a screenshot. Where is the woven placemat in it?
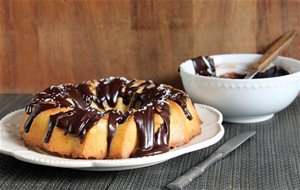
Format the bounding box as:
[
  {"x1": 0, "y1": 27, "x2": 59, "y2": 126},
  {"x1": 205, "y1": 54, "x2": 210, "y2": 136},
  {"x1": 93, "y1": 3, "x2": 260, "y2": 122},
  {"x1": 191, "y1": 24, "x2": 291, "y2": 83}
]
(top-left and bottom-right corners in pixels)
[{"x1": 0, "y1": 94, "x2": 299, "y2": 190}]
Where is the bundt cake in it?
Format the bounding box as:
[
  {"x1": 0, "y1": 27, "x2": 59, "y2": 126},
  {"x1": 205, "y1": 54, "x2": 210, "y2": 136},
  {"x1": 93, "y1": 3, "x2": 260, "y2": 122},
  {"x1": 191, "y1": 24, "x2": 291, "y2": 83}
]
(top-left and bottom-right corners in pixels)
[{"x1": 19, "y1": 77, "x2": 202, "y2": 159}]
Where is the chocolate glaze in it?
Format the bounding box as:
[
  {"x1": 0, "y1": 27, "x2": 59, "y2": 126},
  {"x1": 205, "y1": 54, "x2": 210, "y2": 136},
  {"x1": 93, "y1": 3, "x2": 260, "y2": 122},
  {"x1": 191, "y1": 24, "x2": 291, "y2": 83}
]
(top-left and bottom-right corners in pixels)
[
  {"x1": 106, "y1": 110, "x2": 130, "y2": 149},
  {"x1": 122, "y1": 80, "x2": 147, "y2": 106},
  {"x1": 169, "y1": 89, "x2": 192, "y2": 120},
  {"x1": 132, "y1": 104, "x2": 170, "y2": 157},
  {"x1": 96, "y1": 78, "x2": 126, "y2": 109},
  {"x1": 76, "y1": 83, "x2": 98, "y2": 106},
  {"x1": 25, "y1": 84, "x2": 90, "y2": 114},
  {"x1": 24, "y1": 104, "x2": 57, "y2": 133},
  {"x1": 24, "y1": 77, "x2": 194, "y2": 157},
  {"x1": 45, "y1": 107, "x2": 102, "y2": 143},
  {"x1": 192, "y1": 56, "x2": 216, "y2": 77}
]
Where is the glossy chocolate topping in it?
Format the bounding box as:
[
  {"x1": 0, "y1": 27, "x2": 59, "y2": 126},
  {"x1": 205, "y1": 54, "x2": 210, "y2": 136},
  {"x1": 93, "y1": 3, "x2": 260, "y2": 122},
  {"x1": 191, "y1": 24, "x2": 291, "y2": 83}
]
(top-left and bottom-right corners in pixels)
[
  {"x1": 45, "y1": 107, "x2": 102, "y2": 143},
  {"x1": 24, "y1": 77, "x2": 193, "y2": 157},
  {"x1": 24, "y1": 104, "x2": 57, "y2": 133},
  {"x1": 106, "y1": 110, "x2": 130, "y2": 149},
  {"x1": 192, "y1": 56, "x2": 216, "y2": 77},
  {"x1": 96, "y1": 78, "x2": 126, "y2": 109},
  {"x1": 132, "y1": 104, "x2": 170, "y2": 157}
]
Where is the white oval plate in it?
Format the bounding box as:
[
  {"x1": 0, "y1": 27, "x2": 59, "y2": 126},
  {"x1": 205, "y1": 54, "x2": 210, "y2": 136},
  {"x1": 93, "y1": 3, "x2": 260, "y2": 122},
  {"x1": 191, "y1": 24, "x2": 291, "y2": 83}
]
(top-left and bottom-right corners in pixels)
[{"x1": 0, "y1": 104, "x2": 224, "y2": 171}]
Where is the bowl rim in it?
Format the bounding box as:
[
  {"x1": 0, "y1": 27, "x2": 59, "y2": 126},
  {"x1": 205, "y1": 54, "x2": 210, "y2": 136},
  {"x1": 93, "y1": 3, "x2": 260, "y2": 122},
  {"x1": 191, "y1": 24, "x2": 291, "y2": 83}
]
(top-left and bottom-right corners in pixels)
[{"x1": 179, "y1": 53, "x2": 300, "y2": 82}]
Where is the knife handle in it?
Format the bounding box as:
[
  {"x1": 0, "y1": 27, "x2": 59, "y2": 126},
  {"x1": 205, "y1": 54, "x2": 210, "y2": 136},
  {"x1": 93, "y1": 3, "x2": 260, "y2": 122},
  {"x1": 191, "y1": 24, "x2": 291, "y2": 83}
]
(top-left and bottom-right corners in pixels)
[{"x1": 167, "y1": 152, "x2": 223, "y2": 190}]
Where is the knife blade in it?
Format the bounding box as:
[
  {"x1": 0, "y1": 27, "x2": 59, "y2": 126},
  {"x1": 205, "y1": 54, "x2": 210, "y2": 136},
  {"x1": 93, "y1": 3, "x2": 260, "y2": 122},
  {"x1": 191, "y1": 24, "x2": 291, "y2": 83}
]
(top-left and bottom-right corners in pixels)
[{"x1": 167, "y1": 131, "x2": 256, "y2": 190}]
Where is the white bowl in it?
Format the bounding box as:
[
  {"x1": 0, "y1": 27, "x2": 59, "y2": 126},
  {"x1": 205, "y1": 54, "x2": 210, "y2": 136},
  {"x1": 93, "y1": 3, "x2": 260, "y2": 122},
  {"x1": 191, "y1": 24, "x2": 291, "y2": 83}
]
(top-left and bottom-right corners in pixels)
[{"x1": 179, "y1": 54, "x2": 300, "y2": 123}]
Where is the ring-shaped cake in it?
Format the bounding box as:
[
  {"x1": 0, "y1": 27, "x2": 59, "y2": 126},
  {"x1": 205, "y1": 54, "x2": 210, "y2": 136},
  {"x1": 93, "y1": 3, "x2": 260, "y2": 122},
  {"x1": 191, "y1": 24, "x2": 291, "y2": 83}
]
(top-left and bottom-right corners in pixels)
[{"x1": 19, "y1": 77, "x2": 202, "y2": 159}]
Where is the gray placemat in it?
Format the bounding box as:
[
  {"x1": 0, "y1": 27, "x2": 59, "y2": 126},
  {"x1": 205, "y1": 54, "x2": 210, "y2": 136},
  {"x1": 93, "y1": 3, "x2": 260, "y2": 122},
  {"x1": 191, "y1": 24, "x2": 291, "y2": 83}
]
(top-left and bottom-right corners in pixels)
[{"x1": 0, "y1": 94, "x2": 299, "y2": 190}]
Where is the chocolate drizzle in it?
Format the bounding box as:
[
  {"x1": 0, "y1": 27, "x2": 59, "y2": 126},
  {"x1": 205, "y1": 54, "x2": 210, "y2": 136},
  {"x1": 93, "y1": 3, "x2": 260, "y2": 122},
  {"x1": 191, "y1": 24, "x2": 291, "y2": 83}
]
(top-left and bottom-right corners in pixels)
[
  {"x1": 132, "y1": 104, "x2": 170, "y2": 157},
  {"x1": 24, "y1": 77, "x2": 194, "y2": 157},
  {"x1": 24, "y1": 104, "x2": 57, "y2": 133},
  {"x1": 76, "y1": 83, "x2": 97, "y2": 106},
  {"x1": 133, "y1": 107, "x2": 156, "y2": 156},
  {"x1": 45, "y1": 108, "x2": 102, "y2": 143},
  {"x1": 107, "y1": 110, "x2": 130, "y2": 149},
  {"x1": 169, "y1": 89, "x2": 192, "y2": 120},
  {"x1": 96, "y1": 78, "x2": 126, "y2": 109}
]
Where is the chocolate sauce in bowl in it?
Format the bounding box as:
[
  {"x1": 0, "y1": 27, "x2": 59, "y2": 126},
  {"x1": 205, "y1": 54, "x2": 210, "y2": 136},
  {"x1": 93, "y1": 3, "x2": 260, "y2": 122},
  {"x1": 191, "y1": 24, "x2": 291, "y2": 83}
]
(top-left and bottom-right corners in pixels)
[
  {"x1": 24, "y1": 77, "x2": 194, "y2": 157},
  {"x1": 218, "y1": 66, "x2": 290, "y2": 79},
  {"x1": 191, "y1": 56, "x2": 290, "y2": 79},
  {"x1": 252, "y1": 66, "x2": 289, "y2": 79},
  {"x1": 192, "y1": 56, "x2": 216, "y2": 77}
]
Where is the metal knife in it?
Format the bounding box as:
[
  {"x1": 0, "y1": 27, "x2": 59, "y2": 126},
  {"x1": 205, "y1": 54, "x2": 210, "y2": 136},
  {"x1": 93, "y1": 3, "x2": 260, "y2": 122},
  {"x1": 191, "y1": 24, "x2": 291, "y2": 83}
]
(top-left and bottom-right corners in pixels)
[
  {"x1": 167, "y1": 131, "x2": 256, "y2": 190},
  {"x1": 244, "y1": 31, "x2": 296, "y2": 79}
]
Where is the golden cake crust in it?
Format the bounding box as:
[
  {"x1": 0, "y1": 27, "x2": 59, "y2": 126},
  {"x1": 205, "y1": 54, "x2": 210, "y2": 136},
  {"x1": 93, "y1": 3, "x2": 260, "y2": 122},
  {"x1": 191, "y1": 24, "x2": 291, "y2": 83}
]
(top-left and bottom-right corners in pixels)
[{"x1": 19, "y1": 77, "x2": 202, "y2": 159}]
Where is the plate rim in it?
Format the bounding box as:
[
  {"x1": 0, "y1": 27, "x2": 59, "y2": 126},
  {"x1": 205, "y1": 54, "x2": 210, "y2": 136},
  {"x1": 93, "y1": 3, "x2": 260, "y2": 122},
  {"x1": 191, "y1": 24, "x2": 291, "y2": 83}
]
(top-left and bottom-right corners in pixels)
[{"x1": 0, "y1": 104, "x2": 224, "y2": 170}]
